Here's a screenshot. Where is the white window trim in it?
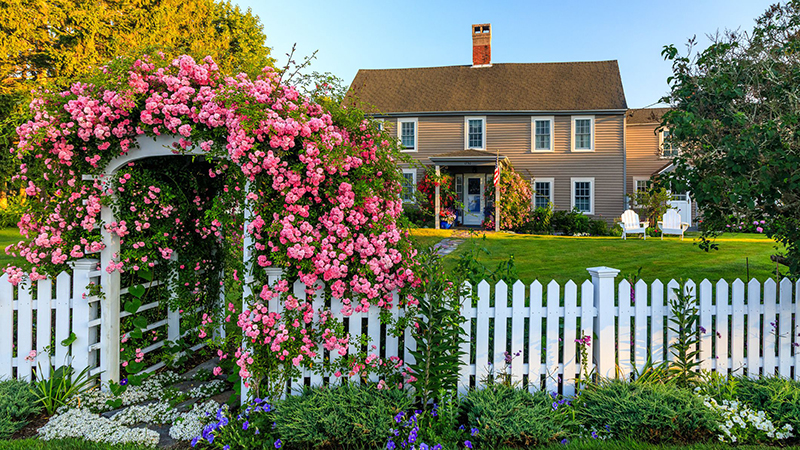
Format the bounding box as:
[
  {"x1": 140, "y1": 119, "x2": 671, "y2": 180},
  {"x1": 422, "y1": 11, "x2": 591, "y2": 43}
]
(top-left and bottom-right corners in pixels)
[
  {"x1": 532, "y1": 177, "x2": 555, "y2": 209},
  {"x1": 659, "y1": 128, "x2": 678, "y2": 159},
  {"x1": 464, "y1": 116, "x2": 487, "y2": 150},
  {"x1": 570, "y1": 177, "x2": 595, "y2": 215},
  {"x1": 571, "y1": 115, "x2": 595, "y2": 152},
  {"x1": 398, "y1": 118, "x2": 418, "y2": 152},
  {"x1": 631, "y1": 176, "x2": 650, "y2": 208},
  {"x1": 531, "y1": 116, "x2": 554, "y2": 152},
  {"x1": 401, "y1": 168, "x2": 417, "y2": 203}
]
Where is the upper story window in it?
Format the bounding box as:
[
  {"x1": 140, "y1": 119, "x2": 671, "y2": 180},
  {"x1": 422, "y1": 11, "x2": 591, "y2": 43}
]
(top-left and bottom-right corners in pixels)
[
  {"x1": 398, "y1": 118, "x2": 418, "y2": 152},
  {"x1": 465, "y1": 116, "x2": 486, "y2": 149},
  {"x1": 532, "y1": 117, "x2": 554, "y2": 152},
  {"x1": 660, "y1": 129, "x2": 679, "y2": 158},
  {"x1": 572, "y1": 116, "x2": 594, "y2": 151}
]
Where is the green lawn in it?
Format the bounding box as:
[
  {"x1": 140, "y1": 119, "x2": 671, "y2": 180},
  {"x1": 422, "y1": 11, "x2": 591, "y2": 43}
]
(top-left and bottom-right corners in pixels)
[
  {"x1": 410, "y1": 229, "x2": 783, "y2": 285},
  {"x1": 0, "y1": 227, "x2": 25, "y2": 267},
  {"x1": 0, "y1": 439, "x2": 158, "y2": 450}
]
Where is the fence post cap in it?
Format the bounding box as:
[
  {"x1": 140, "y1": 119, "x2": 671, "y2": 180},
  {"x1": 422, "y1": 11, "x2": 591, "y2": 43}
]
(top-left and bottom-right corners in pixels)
[
  {"x1": 586, "y1": 266, "x2": 620, "y2": 278},
  {"x1": 265, "y1": 267, "x2": 284, "y2": 277},
  {"x1": 69, "y1": 258, "x2": 100, "y2": 270}
]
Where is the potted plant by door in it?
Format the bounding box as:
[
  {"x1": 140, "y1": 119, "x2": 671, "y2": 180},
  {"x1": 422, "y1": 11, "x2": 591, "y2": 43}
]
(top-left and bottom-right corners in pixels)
[{"x1": 440, "y1": 208, "x2": 456, "y2": 229}]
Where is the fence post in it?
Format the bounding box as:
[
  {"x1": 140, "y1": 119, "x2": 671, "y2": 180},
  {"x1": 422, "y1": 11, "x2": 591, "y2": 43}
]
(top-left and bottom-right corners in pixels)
[
  {"x1": 241, "y1": 267, "x2": 284, "y2": 404},
  {"x1": 71, "y1": 259, "x2": 99, "y2": 381},
  {"x1": 587, "y1": 266, "x2": 619, "y2": 379}
]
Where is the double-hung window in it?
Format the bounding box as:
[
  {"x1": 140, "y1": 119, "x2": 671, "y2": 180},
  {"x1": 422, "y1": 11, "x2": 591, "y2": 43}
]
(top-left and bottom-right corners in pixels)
[
  {"x1": 660, "y1": 129, "x2": 678, "y2": 158},
  {"x1": 572, "y1": 116, "x2": 594, "y2": 151},
  {"x1": 465, "y1": 117, "x2": 486, "y2": 149},
  {"x1": 533, "y1": 178, "x2": 554, "y2": 209},
  {"x1": 532, "y1": 117, "x2": 554, "y2": 151},
  {"x1": 571, "y1": 177, "x2": 594, "y2": 215},
  {"x1": 398, "y1": 118, "x2": 418, "y2": 152},
  {"x1": 400, "y1": 169, "x2": 417, "y2": 203}
]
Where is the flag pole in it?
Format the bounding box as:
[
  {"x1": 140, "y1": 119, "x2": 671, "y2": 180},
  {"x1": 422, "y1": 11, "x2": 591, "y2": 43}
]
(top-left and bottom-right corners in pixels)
[{"x1": 494, "y1": 148, "x2": 500, "y2": 232}]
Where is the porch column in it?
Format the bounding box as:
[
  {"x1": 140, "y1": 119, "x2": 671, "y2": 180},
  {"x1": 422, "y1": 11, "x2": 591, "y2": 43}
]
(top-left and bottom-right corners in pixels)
[{"x1": 434, "y1": 165, "x2": 441, "y2": 230}]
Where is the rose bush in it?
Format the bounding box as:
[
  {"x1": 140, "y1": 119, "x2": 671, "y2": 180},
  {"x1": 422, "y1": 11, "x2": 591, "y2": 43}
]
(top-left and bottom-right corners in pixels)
[{"x1": 7, "y1": 53, "x2": 419, "y2": 400}]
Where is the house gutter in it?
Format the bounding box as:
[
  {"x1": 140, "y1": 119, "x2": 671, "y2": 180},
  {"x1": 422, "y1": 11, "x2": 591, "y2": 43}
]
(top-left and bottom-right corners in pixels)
[{"x1": 371, "y1": 109, "x2": 628, "y2": 118}]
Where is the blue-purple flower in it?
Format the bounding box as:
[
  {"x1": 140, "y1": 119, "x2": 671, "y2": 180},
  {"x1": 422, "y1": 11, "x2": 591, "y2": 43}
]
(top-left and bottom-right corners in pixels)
[
  {"x1": 465, "y1": 440, "x2": 473, "y2": 449},
  {"x1": 275, "y1": 438, "x2": 282, "y2": 448}
]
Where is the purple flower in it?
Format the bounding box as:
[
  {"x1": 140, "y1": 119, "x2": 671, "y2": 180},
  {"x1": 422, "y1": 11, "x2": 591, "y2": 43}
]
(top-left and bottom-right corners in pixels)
[
  {"x1": 243, "y1": 420, "x2": 249, "y2": 430},
  {"x1": 190, "y1": 437, "x2": 199, "y2": 447},
  {"x1": 591, "y1": 431, "x2": 599, "y2": 439},
  {"x1": 120, "y1": 378, "x2": 128, "y2": 386},
  {"x1": 552, "y1": 402, "x2": 558, "y2": 411},
  {"x1": 275, "y1": 439, "x2": 282, "y2": 449},
  {"x1": 421, "y1": 444, "x2": 429, "y2": 450},
  {"x1": 223, "y1": 446, "x2": 230, "y2": 450},
  {"x1": 699, "y1": 326, "x2": 707, "y2": 334},
  {"x1": 470, "y1": 427, "x2": 479, "y2": 436},
  {"x1": 561, "y1": 438, "x2": 569, "y2": 445},
  {"x1": 465, "y1": 440, "x2": 473, "y2": 449},
  {"x1": 387, "y1": 440, "x2": 396, "y2": 450}
]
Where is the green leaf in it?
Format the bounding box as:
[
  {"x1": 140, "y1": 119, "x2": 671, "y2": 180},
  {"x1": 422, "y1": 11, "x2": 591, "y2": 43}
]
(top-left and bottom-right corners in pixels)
[
  {"x1": 138, "y1": 269, "x2": 153, "y2": 282},
  {"x1": 128, "y1": 284, "x2": 146, "y2": 299},
  {"x1": 124, "y1": 298, "x2": 141, "y2": 315},
  {"x1": 130, "y1": 328, "x2": 143, "y2": 339},
  {"x1": 133, "y1": 316, "x2": 147, "y2": 329},
  {"x1": 127, "y1": 361, "x2": 144, "y2": 374},
  {"x1": 60, "y1": 332, "x2": 77, "y2": 347},
  {"x1": 106, "y1": 398, "x2": 123, "y2": 409}
]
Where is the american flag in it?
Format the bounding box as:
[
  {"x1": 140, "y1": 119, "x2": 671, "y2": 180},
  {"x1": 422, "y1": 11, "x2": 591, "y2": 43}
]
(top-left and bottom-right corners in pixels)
[{"x1": 493, "y1": 154, "x2": 500, "y2": 187}]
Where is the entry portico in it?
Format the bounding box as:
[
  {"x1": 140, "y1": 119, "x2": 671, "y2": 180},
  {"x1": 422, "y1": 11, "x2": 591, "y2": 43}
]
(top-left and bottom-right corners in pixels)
[{"x1": 429, "y1": 150, "x2": 507, "y2": 230}]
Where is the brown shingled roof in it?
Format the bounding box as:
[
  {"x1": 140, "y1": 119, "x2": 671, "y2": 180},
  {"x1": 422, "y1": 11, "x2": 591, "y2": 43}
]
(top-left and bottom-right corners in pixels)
[
  {"x1": 346, "y1": 61, "x2": 627, "y2": 114},
  {"x1": 626, "y1": 107, "x2": 671, "y2": 124}
]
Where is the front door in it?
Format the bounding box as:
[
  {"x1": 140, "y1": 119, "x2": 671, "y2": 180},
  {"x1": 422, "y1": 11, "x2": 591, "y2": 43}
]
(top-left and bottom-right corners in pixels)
[{"x1": 463, "y1": 175, "x2": 484, "y2": 226}]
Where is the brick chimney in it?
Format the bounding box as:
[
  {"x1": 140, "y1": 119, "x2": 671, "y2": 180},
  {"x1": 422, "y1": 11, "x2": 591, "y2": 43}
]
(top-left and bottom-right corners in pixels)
[{"x1": 472, "y1": 23, "x2": 491, "y2": 67}]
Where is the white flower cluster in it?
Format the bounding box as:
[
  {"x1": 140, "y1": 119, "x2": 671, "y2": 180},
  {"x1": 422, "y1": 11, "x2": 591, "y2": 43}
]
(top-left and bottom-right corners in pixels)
[
  {"x1": 169, "y1": 400, "x2": 221, "y2": 441},
  {"x1": 39, "y1": 408, "x2": 160, "y2": 447},
  {"x1": 111, "y1": 401, "x2": 179, "y2": 426},
  {"x1": 71, "y1": 371, "x2": 184, "y2": 413},
  {"x1": 188, "y1": 379, "x2": 227, "y2": 398},
  {"x1": 701, "y1": 396, "x2": 794, "y2": 443}
]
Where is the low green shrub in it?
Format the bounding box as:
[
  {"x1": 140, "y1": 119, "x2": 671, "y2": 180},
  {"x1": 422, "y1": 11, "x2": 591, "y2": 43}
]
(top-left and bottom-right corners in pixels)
[
  {"x1": 515, "y1": 207, "x2": 553, "y2": 234},
  {"x1": 461, "y1": 385, "x2": 572, "y2": 448},
  {"x1": 402, "y1": 203, "x2": 429, "y2": 228},
  {"x1": 0, "y1": 195, "x2": 27, "y2": 229},
  {"x1": 274, "y1": 384, "x2": 413, "y2": 449},
  {"x1": 574, "y1": 380, "x2": 717, "y2": 444},
  {"x1": 0, "y1": 438, "x2": 154, "y2": 450},
  {"x1": 0, "y1": 378, "x2": 42, "y2": 439},
  {"x1": 589, "y1": 219, "x2": 608, "y2": 236},
  {"x1": 552, "y1": 208, "x2": 591, "y2": 235},
  {"x1": 735, "y1": 376, "x2": 800, "y2": 441}
]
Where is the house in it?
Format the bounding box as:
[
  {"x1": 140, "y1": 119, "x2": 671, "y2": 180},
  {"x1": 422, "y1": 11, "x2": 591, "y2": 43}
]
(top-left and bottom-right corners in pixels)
[
  {"x1": 346, "y1": 23, "x2": 678, "y2": 228},
  {"x1": 626, "y1": 107, "x2": 693, "y2": 225}
]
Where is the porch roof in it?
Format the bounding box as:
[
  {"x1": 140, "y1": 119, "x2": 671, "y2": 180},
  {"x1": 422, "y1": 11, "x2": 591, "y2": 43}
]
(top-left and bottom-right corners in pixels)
[{"x1": 429, "y1": 149, "x2": 508, "y2": 166}]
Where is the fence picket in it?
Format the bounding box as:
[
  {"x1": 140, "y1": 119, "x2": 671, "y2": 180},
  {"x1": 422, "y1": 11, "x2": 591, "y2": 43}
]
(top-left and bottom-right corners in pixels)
[
  {"x1": 493, "y1": 281, "x2": 509, "y2": 372},
  {"x1": 310, "y1": 284, "x2": 325, "y2": 387},
  {"x1": 634, "y1": 280, "x2": 648, "y2": 374},
  {"x1": 36, "y1": 279, "x2": 53, "y2": 379},
  {"x1": 763, "y1": 279, "x2": 777, "y2": 377},
  {"x1": 0, "y1": 274, "x2": 12, "y2": 379},
  {"x1": 731, "y1": 279, "x2": 745, "y2": 375},
  {"x1": 527, "y1": 281, "x2": 543, "y2": 393},
  {"x1": 796, "y1": 280, "x2": 800, "y2": 382},
  {"x1": 699, "y1": 280, "x2": 713, "y2": 372},
  {"x1": 458, "y1": 283, "x2": 473, "y2": 395},
  {"x1": 475, "y1": 281, "x2": 490, "y2": 389},
  {"x1": 17, "y1": 280, "x2": 33, "y2": 381},
  {"x1": 715, "y1": 280, "x2": 730, "y2": 374},
  {"x1": 617, "y1": 280, "x2": 632, "y2": 379},
  {"x1": 777, "y1": 279, "x2": 793, "y2": 378},
  {"x1": 747, "y1": 279, "x2": 761, "y2": 377},
  {"x1": 579, "y1": 280, "x2": 594, "y2": 383},
  {"x1": 510, "y1": 281, "x2": 525, "y2": 387},
  {"x1": 562, "y1": 281, "x2": 577, "y2": 396},
  {"x1": 545, "y1": 280, "x2": 560, "y2": 393},
  {"x1": 665, "y1": 280, "x2": 680, "y2": 362},
  {"x1": 650, "y1": 280, "x2": 665, "y2": 368}
]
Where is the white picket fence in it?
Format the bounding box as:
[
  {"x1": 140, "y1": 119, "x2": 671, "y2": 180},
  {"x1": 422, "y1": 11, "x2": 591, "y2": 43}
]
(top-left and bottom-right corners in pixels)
[
  {"x1": 3, "y1": 264, "x2": 800, "y2": 397},
  {"x1": 0, "y1": 258, "x2": 198, "y2": 382}
]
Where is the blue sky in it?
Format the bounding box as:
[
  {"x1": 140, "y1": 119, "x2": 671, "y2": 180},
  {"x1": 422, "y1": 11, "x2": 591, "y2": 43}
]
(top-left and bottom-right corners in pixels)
[{"x1": 245, "y1": 0, "x2": 774, "y2": 108}]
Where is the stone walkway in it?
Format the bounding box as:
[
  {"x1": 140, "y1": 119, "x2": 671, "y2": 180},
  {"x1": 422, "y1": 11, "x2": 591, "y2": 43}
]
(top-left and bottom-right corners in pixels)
[{"x1": 432, "y1": 238, "x2": 465, "y2": 256}]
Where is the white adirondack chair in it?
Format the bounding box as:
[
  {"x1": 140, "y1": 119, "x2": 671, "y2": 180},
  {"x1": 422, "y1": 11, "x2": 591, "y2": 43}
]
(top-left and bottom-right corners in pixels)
[
  {"x1": 620, "y1": 209, "x2": 648, "y2": 240},
  {"x1": 658, "y1": 209, "x2": 690, "y2": 240}
]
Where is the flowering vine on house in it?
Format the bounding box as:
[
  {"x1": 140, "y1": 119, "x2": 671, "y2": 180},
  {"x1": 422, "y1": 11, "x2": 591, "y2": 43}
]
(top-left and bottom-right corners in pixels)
[{"x1": 6, "y1": 53, "x2": 420, "y2": 400}]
